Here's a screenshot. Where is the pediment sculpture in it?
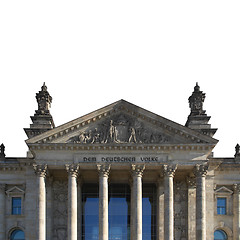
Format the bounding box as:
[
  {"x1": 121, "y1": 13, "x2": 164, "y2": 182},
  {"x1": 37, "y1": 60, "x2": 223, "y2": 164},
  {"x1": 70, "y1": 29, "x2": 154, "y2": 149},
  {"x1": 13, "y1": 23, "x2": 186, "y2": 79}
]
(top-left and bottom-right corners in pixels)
[{"x1": 67, "y1": 114, "x2": 171, "y2": 144}]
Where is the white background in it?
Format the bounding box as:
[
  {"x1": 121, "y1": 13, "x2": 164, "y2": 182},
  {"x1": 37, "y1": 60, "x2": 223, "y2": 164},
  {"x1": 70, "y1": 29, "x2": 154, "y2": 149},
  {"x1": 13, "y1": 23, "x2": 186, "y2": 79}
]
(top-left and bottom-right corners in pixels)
[{"x1": 0, "y1": 1, "x2": 239, "y2": 157}]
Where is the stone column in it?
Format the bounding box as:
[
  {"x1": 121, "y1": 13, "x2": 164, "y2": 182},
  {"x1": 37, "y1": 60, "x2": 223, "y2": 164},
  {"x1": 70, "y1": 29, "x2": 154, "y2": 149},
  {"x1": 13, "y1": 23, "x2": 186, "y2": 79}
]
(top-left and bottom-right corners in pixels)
[
  {"x1": 131, "y1": 164, "x2": 145, "y2": 240},
  {"x1": 194, "y1": 164, "x2": 208, "y2": 240},
  {"x1": 66, "y1": 164, "x2": 79, "y2": 240},
  {"x1": 233, "y1": 184, "x2": 240, "y2": 240},
  {"x1": 33, "y1": 164, "x2": 48, "y2": 240},
  {"x1": 0, "y1": 184, "x2": 5, "y2": 239},
  {"x1": 186, "y1": 177, "x2": 196, "y2": 240},
  {"x1": 163, "y1": 164, "x2": 177, "y2": 240},
  {"x1": 97, "y1": 164, "x2": 110, "y2": 240},
  {"x1": 156, "y1": 178, "x2": 164, "y2": 240}
]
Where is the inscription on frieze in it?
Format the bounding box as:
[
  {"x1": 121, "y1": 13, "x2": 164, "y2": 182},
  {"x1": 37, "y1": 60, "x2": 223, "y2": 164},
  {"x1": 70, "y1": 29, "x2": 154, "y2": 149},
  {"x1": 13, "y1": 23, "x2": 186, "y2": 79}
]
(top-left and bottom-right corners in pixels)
[
  {"x1": 67, "y1": 114, "x2": 171, "y2": 144},
  {"x1": 75, "y1": 155, "x2": 168, "y2": 163}
]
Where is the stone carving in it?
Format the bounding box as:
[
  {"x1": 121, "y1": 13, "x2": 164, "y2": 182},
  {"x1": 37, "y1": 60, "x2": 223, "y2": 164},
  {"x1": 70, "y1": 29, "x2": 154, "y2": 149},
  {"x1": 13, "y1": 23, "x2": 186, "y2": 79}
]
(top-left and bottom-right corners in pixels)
[
  {"x1": 235, "y1": 144, "x2": 240, "y2": 158},
  {"x1": 131, "y1": 164, "x2": 145, "y2": 178},
  {"x1": 233, "y1": 184, "x2": 240, "y2": 193},
  {"x1": 52, "y1": 180, "x2": 68, "y2": 240},
  {"x1": 162, "y1": 164, "x2": 177, "y2": 178},
  {"x1": 193, "y1": 164, "x2": 208, "y2": 177},
  {"x1": 33, "y1": 164, "x2": 48, "y2": 177},
  {"x1": 67, "y1": 114, "x2": 171, "y2": 144},
  {"x1": 65, "y1": 164, "x2": 79, "y2": 178},
  {"x1": 97, "y1": 164, "x2": 111, "y2": 177},
  {"x1": 0, "y1": 143, "x2": 5, "y2": 159},
  {"x1": 188, "y1": 83, "x2": 206, "y2": 116},
  {"x1": 0, "y1": 143, "x2": 5, "y2": 158},
  {"x1": 36, "y1": 82, "x2": 52, "y2": 115}
]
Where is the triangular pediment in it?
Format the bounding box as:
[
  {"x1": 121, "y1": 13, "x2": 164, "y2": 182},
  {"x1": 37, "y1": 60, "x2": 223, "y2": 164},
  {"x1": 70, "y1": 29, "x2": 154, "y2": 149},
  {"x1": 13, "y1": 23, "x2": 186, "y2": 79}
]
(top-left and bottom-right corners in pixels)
[
  {"x1": 26, "y1": 100, "x2": 218, "y2": 147},
  {"x1": 215, "y1": 186, "x2": 233, "y2": 195},
  {"x1": 6, "y1": 186, "x2": 25, "y2": 196}
]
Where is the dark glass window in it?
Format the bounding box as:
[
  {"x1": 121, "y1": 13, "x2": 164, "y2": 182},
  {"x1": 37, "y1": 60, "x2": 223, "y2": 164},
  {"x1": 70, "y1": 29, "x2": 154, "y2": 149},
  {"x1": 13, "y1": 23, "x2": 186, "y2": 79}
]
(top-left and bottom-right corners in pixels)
[
  {"x1": 10, "y1": 229, "x2": 25, "y2": 240},
  {"x1": 12, "y1": 197, "x2": 22, "y2": 215},
  {"x1": 81, "y1": 183, "x2": 156, "y2": 240},
  {"x1": 82, "y1": 184, "x2": 99, "y2": 240},
  {"x1": 142, "y1": 184, "x2": 156, "y2": 240},
  {"x1": 214, "y1": 229, "x2": 227, "y2": 240},
  {"x1": 109, "y1": 184, "x2": 130, "y2": 240},
  {"x1": 217, "y1": 198, "x2": 226, "y2": 215}
]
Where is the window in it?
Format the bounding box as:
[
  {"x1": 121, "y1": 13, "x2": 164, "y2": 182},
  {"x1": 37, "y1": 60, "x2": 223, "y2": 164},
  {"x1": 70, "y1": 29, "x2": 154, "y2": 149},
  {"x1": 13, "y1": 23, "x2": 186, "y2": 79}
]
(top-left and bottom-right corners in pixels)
[
  {"x1": 214, "y1": 229, "x2": 227, "y2": 240},
  {"x1": 10, "y1": 229, "x2": 25, "y2": 240},
  {"x1": 82, "y1": 184, "x2": 99, "y2": 240},
  {"x1": 217, "y1": 198, "x2": 226, "y2": 215},
  {"x1": 12, "y1": 197, "x2": 22, "y2": 215},
  {"x1": 142, "y1": 184, "x2": 156, "y2": 240}
]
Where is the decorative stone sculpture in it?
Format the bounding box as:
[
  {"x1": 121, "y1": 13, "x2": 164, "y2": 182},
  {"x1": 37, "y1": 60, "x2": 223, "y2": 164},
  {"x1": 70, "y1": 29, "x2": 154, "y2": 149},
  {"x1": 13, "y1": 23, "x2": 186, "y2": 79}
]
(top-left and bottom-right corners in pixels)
[
  {"x1": 67, "y1": 114, "x2": 171, "y2": 144},
  {"x1": 36, "y1": 82, "x2": 53, "y2": 115},
  {"x1": 235, "y1": 144, "x2": 240, "y2": 158},
  {"x1": 0, "y1": 143, "x2": 5, "y2": 158},
  {"x1": 24, "y1": 83, "x2": 55, "y2": 138},
  {"x1": 188, "y1": 82, "x2": 206, "y2": 116}
]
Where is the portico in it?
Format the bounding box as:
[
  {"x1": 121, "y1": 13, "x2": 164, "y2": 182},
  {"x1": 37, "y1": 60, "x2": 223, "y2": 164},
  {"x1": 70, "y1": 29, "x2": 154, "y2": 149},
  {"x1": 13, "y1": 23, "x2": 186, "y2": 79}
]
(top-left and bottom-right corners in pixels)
[
  {"x1": 32, "y1": 150, "x2": 211, "y2": 240},
  {"x1": 24, "y1": 84, "x2": 218, "y2": 240}
]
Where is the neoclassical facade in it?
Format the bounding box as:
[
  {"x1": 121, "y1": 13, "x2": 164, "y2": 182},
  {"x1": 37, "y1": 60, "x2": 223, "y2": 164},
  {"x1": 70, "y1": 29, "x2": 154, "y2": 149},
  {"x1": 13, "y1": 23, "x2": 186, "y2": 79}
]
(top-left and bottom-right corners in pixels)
[{"x1": 0, "y1": 83, "x2": 239, "y2": 240}]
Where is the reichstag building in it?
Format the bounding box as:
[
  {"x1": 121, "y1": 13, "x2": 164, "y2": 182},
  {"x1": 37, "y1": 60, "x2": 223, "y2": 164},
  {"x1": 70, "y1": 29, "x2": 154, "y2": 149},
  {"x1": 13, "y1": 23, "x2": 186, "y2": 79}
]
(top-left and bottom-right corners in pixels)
[{"x1": 0, "y1": 83, "x2": 239, "y2": 240}]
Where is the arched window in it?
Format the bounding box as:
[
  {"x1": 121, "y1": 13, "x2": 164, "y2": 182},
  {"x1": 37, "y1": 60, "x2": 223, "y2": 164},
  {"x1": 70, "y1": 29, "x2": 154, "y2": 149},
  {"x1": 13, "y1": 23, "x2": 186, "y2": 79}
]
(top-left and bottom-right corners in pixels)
[
  {"x1": 214, "y1": 229, "x2": 227, "y2": 240},
  {"x1": 10, "y1": 229, "x2": 25, "y2": 240}
]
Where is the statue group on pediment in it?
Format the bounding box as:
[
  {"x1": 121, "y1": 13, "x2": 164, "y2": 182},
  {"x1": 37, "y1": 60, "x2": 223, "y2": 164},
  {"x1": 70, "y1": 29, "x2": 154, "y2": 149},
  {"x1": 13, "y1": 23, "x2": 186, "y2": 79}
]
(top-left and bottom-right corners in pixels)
[{"x1": 67, "y1": 114, "x2": 171, "y2": 144}]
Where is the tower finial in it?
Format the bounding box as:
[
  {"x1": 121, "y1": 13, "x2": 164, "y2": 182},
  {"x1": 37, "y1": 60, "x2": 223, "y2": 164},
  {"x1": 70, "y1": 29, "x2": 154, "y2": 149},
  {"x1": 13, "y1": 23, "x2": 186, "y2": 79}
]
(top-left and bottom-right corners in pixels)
[
  {"x1": 194, "y1": 82, "x2": 200, "y2": 92},
  {"x1": 24, "y1": 83, "x2": 55, "y2": 139},
  {"x1": 41, "y1": 82, "x2": 47, "y2": 91},
  {"x1": 188, "y1": 82, "x2": 206, "y2": 116},
  {"x1": 0, "y1": 143, "x2": 5, "y2": 158},
  {"x1": 36, "y1": 83, "x2": 52, "y2": 115},
  {"x1": 235, "y1": 144, "x2": 240, "y2": 158},
  {"x1": 185, "y1": 83, "x2": 217, "y2": 137}
]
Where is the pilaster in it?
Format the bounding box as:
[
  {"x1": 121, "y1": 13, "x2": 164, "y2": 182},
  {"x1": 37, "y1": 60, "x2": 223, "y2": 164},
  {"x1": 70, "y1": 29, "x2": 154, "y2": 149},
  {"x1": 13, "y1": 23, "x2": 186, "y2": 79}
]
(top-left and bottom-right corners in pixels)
[
  {"x1": 233, "y1": 184, "x2": 240, "y2": 240},
  {"x1": 0, "y1": 184, "x2": 6, "y2": 239}
]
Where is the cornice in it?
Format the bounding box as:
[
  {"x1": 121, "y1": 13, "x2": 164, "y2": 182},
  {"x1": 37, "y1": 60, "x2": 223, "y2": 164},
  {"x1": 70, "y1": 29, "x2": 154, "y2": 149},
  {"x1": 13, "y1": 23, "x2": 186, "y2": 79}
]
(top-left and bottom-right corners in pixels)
[
  {"x1": 0, "y1": 164, "x2": 23, "y2": 171},
  {"x1": 27, "y1": 143, "x2": 215, "y2": 152}
]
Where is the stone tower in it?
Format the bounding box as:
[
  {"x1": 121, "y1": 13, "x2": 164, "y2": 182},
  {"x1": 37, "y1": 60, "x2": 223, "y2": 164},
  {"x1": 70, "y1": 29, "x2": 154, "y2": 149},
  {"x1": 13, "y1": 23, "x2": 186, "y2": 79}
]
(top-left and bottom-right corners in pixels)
[{"x1": 24, "y1": 83, "x2": 55, "y2": 139}]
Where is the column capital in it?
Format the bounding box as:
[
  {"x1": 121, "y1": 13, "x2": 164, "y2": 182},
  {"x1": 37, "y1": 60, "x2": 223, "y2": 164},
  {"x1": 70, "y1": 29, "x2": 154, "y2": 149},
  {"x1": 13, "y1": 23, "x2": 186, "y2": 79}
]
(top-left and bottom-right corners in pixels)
[
  {"x1": 33, "y1": 164, "x2": 48, "y2": 178},
  {"x1": 194, "y1": 164, "x2": 208, "y2": 177},
  {"x1": 131, "y1": 164, "x2": 145, "y2": 178},
  {"x1": 66, "y1": 164, "x2": 79, "y2": 178},
  {"x1": 233, "y1": 184, "x2": 240, "y2": 193},
  {"x1": 97, "y1": 164, "x2": 110, "y2": 177},
  {"x1": 186, "y1": 176, "x2": 196, "y2": 188},
  {"x1": 162, "y1": 164, "x2": 177, "y2": 178}
]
